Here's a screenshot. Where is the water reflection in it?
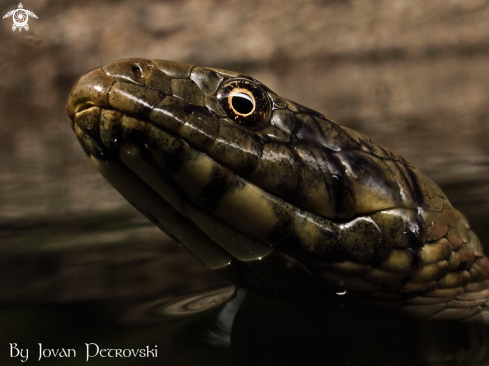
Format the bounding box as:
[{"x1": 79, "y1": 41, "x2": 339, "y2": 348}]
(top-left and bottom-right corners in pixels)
[
  {"x1": 2, "y1": 286, "x2": 487, "y2": 365},
  {"x1": 143, "y1": 286, "x2": 489, "y2": 365},
  {"x1": 147, "y1": 286, "x2": 489, "y2": 366},
  {"x1": 230, "y1": 290, "x2": 489, "y2": 366}
]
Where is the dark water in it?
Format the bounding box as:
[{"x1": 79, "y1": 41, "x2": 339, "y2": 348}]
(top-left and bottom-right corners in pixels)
[
  {"x1": 0, "y1": 287, "x2": 235, "y2": 366},
  {"x1": 1, "y1": 285, "x2": 489, "y2": 366}
]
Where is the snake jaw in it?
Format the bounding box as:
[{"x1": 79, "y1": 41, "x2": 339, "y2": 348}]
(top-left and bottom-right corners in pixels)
[{"x1": 67, "y1": 58, "x2": 489, "y2": 320}]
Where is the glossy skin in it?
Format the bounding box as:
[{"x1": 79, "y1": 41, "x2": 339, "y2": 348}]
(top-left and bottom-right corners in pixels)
[{"x1": 67, "y1": 59, "x2": 489, "y2": 320}]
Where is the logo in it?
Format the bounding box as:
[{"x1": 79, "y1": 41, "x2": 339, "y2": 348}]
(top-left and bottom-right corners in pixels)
[{"x1": 3, "y1": 3, "x2": 37, "y2": 32}]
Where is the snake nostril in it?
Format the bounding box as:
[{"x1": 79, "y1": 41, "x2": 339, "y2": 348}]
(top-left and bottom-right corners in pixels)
[{"x1": 131, "y1": 65, "x2": 144, "y2": 82}]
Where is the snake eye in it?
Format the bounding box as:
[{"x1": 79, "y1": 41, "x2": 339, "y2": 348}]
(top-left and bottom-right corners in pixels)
[{"x1": 217, "y1": 78, "x2": 271, "y2": 131}]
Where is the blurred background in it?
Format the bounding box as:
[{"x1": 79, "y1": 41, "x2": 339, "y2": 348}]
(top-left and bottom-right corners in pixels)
[{"x1": 0, "y1": 0, "x2": 489, "y2": 363}]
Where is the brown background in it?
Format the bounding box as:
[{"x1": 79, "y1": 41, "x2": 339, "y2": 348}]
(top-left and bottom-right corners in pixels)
[{"x1": 1, "y1": 0, "x2": 489, "y2": 304}]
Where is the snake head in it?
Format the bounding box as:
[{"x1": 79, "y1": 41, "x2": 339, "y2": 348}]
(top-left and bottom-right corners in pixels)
[{"x1": 67, "y1": 58, "x2": 489, "y2": 321}]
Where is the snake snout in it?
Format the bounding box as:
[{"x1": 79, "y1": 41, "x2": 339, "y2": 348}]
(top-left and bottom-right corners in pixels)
[{"x1": 66, "y1": 68, "x2": 114, "y2": 120}]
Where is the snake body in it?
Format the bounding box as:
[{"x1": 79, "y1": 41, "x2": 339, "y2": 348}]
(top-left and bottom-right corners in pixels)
[{"x1": 67, "y1": 59, "x2": 489, "y2": 321}]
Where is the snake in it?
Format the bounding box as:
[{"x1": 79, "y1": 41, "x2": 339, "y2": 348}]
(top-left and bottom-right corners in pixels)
[{"x1": 66, "y1": 58, "x2": 489, "y2": 321}]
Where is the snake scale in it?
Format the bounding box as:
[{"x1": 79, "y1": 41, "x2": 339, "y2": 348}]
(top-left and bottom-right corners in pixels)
[{"x1": 67, "y1": 59, "x2": 489, "y2": 321}]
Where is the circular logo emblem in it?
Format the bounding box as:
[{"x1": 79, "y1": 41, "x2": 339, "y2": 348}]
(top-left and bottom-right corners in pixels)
[
  {"x1": 12, "y1": 9, "x2": 28, "y2": 30},
  {"x1": 2, "y1": 3, "x2": 38, "y2": 32}
]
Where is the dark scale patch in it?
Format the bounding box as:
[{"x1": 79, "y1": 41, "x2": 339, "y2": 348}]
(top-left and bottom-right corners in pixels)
[
  {"x1": 211, "y1": 119, "x2": 262, "y2": 176},
  {"x1": 131, "y1": 66, "x2": 144, "y2": 83},
  {"x1": 286, "y1": 147, "x2": 305, "y2": 193},
  {"x1": 152, "y1": 102, "x2": 204, "y2": 135},
  {"x1": 309, "y1": 229, "x2": 346, "y2": 262},
  {"x1": 326, "y1": 152, "x2": 356, "y2": 218},
  {"x1": 145, "y1": 127, "x2": 190, "y2": 176},
  {"x1": 120, "y1": 119, "x2": 152, "y2": 145},
  {"x1": 152, "y1": 60, "x2": 193, "y2": 79},
  {"x1": 171, "y1": 78, "x2": 205, "y2": 107},
  {"x1": 398, "y1": 160, "x2": 425, "y2": 208},
  {"x1": 336, "y1": 149, "x2": 403, "y2": 206},
  {"x1": 249, "y1": 142, "x2": 303, "y2": 204},
  {"x1": 276, "y1": 146, "x2": 304, "y2": 200},
  {"x1": 74, "y1": 124, "x2": 110, "y2": 160},
  {"x1": 293, "y1": 113, "x2": 329, "y2": 149},
  {"x1": 73, "y1": 106, "x2": 101, "y2": 138},
  {"x1": 295, "y1": 212, "x2": 348, "y2": 262},
  {"x1": 295, "y1": 146, "x2": 357, "y2": 219},
  {"x1": 408, "y1": 250, "x2": 423, "y2": 272},
  {"x1": 99, "y1": 109, "x2": 123, "y2": 153},
  {"x1": 198, "y1": 165, "x2": 236, "y2": 210},
  {"x1": 109, "y1": 82, "x2": 163, "y2": 119},
  {"x1": 401, "y1": 216, "x2": 427, "y2": 274},
  {"x1": 340, "y1": 217, "x2": 388, "y2": 264},
  {"x1": 314, "y1": 115, "x2": 360, "y2": 151},
  {"x1": 180, "y1": 108, "x2": 220, "y2": 151},
  {"x1": 294, "y1": 147, "x2": 323, "y2": 187},
  {"x1": 370, "y1": 210, "x2": 423, "y2": 250},
  {"x1": 468, "y1": 257, "x2": 489, "y2": 283},
  {"x1": 131, "y1": 142, "x2": 195, "y2": 208},
  {"x1": 458, "y1": 261, "x2": 467, "y2": 271},
  {"x1": 267, "y1": 197, "x2": 295, "y2": 246},
  {"x1": 190, "y1": 67, "x2": 224, "y2": 95},
  {"x1": 226, "y1": 177, "x2": 247, "y2": 193},
  {"x1": 381, "y1": 159, "x2": 416, "y2": 208},
  {"x1": 338, "y1": 150, "x2": 387, "y2": 184},
  {"x1": 392, "y1": 161, "x2": 422, "y2": 205}
]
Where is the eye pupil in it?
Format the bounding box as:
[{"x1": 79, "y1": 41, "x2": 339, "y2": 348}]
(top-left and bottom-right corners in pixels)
[
  {"x1": 231, "y1": 92, "x2": 254, "y2": 115},
  {"x1": 217, "y1": 78, "x2": 271, "y2": 131}
]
